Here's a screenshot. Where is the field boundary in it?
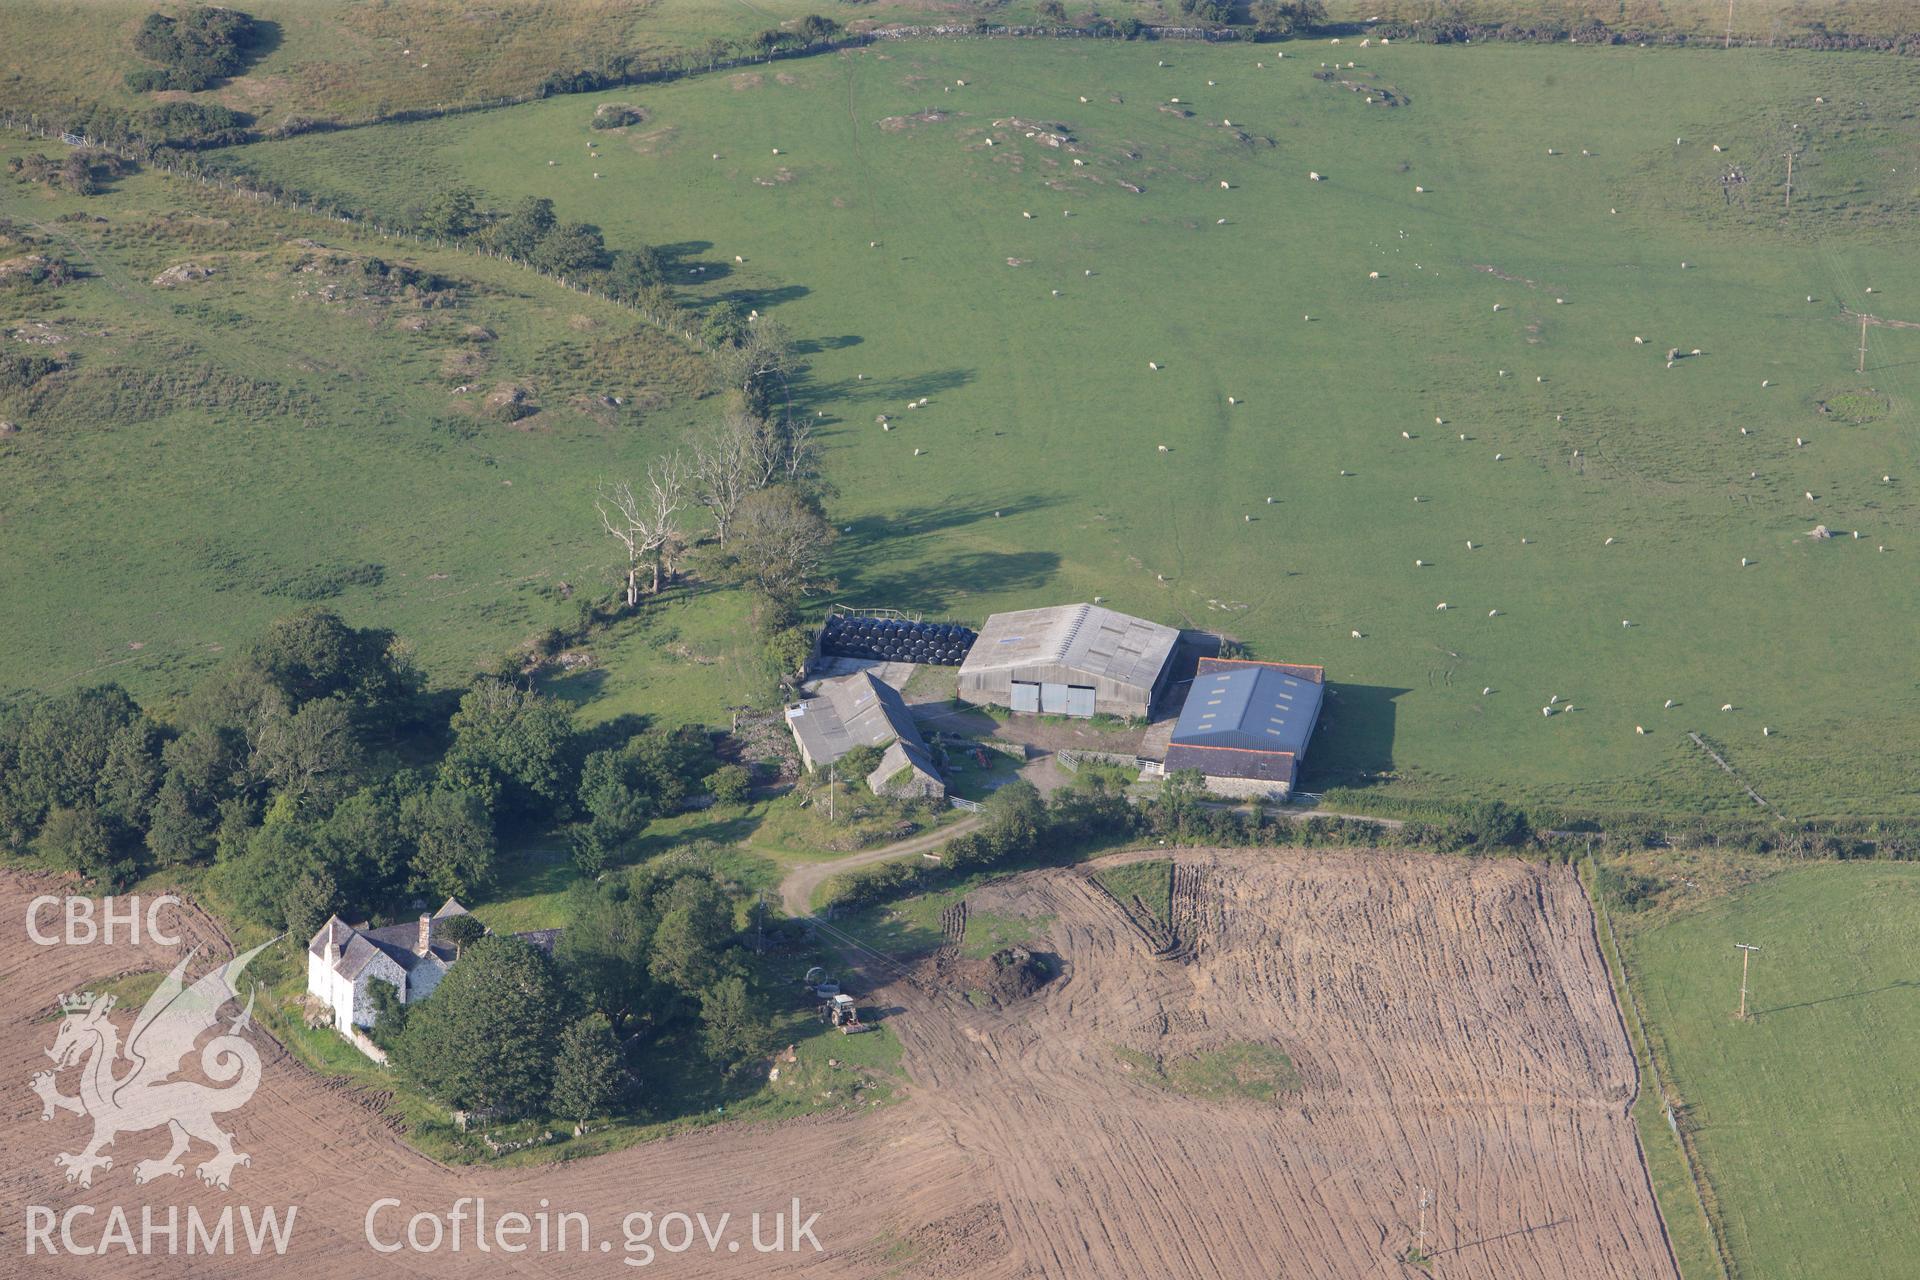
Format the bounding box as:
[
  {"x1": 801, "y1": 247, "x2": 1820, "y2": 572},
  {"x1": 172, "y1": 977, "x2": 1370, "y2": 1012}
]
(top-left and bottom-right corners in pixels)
[{"x1": 1588, "y1": 863, "x2": 1737, "y2": 1280}]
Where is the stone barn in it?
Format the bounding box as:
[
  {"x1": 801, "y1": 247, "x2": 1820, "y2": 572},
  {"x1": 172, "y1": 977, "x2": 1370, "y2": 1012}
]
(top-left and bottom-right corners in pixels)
[
  {"x1": 958, "y1": 603, "x2": 1179, "y2": 720},
  {"x1": 1162, "y1": 657, "x2": 1325, "y2": 799},
  {"x1": 786, "y1": 670, "x2": 945, "y2": 800}
]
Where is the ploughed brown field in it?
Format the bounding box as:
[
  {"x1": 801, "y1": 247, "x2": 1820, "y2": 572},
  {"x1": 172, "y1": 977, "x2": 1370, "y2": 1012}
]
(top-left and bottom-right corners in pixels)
[{"x1": 1, "y1": 852, "x2": 1676, "y2": 1278}]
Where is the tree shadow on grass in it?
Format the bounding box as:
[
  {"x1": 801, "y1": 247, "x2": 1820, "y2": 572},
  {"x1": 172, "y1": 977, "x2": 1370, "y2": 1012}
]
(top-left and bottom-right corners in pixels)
[
  {"x1": 1298, "y1": 683, "x2": 1408, "y2": 790},
  {"x1": 835, "y1": 493, "x2": 1060, "y2": 547},
  {"x1": 799, "y1": 365, "x2": 975, "y2": 409}
]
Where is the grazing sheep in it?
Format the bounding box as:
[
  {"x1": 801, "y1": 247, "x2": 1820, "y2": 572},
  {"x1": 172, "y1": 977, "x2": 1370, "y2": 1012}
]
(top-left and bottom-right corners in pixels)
[
  {"x1": 1537, "y1": 375, "x2": 1545, "y2": 383},
  {"x1": 734, "y1": 254, "x2": 744, "y2": 263},
  {"x1": 1713, "y1": 143, "x2": 1723, "y2": 152},
  {"x1": 1465, "y1": 541, "x2": 1475, "y2": 550},
  {"x1": 1052, "y1": 289, "x2": 1061, "y2": 297},
  {"x1": 1489, "y1": 609, "x2": 1500, "y2": 617},
  {"x1": 1762, "y1": 380, "x2": 1771, "y2": 388},
  {"x1": 1796, "y1": 437, "x2": 1805, "y2": 447},
  {"x1": 1665, "y1": 699, "x2": 1675, "y2": 708},
  {"x1": 1436, "y1": 602, "x2": 1448, "y2": 610},
  {"x1": 1229, "y1": 397, "x2": 1240, "y2": 405},
  {"x1": 1149, "y1": 361, "x2": 1160, "y2": 370},
  {"x1": 1763, "y1": 726, "x2": 1773, "y2": 736},
  {"x1": 772, "y1": 148, "x2": 781, "y2": 155},
  {"x1": 1622, "y1": 619, "x2": 1632, "y2": 628},
  {"x1": 1245, "y1": 514, "x2": 1252, "y2": 522},
  {"x1": 1352, "y1": 630, "x2": 1363, "y2": 638},
  {"x1": 1723, "y1": 704, "x2": 1734, "y2": 712},
  {"x1": 1885, "y1": 475, "x2": 1894, "y2": 483},
  {"x1": 1494, "y1": 453, "x2": 1505, "y2": 461},
  {"x1": 914, "y1": 448, "x2": 923, "y2": 456},
  {"x1": 1435, "y1": 416, "x2": 1444, "y2": 425},
  {"x1": 1543, "y1": 706, "x2": 1554, "y2": 717},
  {"x1": 1520, "y1": 537, "x2": 1531, "y2": 544},
  {"x1": 1339, "y1": 469, "x2": 1351, "y2": 476},
  {"x1": 1483, "y1": 687, "x2": 1492, "y2": 695},
  {"x1": 1369, "y1": 271, "x2": 1380, "y2": 279},
  {"x1": 1415, "y1": 559, "x2": 1425, "y2": 566},
  {"x1": 1158, "y1": 444, "x2": 1169, "y2": 452},
  {"x1": 1740, "y1": 427, "x2": 1750, "y2": 435},
  {"x1": 593, "y1": 172, "x2": 601, "y2": 179},
  {"x1": 1415, "y1": 185, "x2": 1425, "y2": 193},
  {"x1": 1741, "y1": 557, "x2": 1749, "y2": 566},
  {"x1": 1266, "y1": 496, "x2": 1275, "y2": 503},
  {"x1": 1605, "y1": 536, "x2": 1616, "y2": 545},
  {"x1": 1806, "y1": 491, "x2": 1816, "y2": 500},
  {"x1": 1309, "y1": 171, "x2": 1322, "y2": 181},
  {"x1": 1691, "y1": 348, "x2": 1702, "y2": 356},
  {"x1": 1080, "y1": 96, "x2": 1089, "y2": 103},
  {"x1": 1493, "y1": 303, "x2": 1504, "y2": 311},
  {"x1": 1023, "y1": 211, "x2": 1033, "y2": 219},
  {"x1": 1550, "y1": 695, "x2": 1560, "y2": 704},
  {"x1": 1636, "y1": 726, "x2": 1646, "y2": 735},
  {"x1": 1634, "y1": 336, "x2": 1645, "y2": 344},
  {"x1": 1402, "y1": 431, "x2": 1412, "y2": 439}
]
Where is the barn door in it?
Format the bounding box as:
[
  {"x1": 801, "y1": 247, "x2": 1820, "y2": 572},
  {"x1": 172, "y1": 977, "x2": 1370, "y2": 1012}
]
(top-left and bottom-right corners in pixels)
[
  {"x1": 1041, "y1": 682, "x2": 1070, "y2": 714},
  {"x1": 1010, "y1": 681, "x2": 1040, "y2": 712},
  {"x1": 1066, "y1": 685, "x2": 1097, "y2": 718}
]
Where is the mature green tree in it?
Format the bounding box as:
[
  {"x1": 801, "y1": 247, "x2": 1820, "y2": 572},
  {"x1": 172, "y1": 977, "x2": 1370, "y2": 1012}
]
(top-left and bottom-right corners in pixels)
[
  {"x1": 283, "y1": 868, "x2": 338, "y2": 948},
  {"x1": 720, "y1": 486, "x2": 837, "y2": 603},
  {"x1": 530, "y1": 221, "x2": 607, "y2": 276},
  {"x1": 420, "y1": 186, "x2": 481, "y2": 240},
  {"x1": 439, "y1": 679, "x2": 575, "y2": 821},
  {"x1": 95, "y1": 720, "x2": 164, "y2": 830},
  {"x1": 557, "y1": 872, "x2": 659, "y2": 1030},
  {"x1": 36, "y1": 806, "x2": 137, "y2": 886},
  {"x1": 698, "y1": 975, "x2": 758, "y2": 1070},
  {"x1": 484, "y1": 196, "x2": 557, "y2": 259},
  {"x1": 218, "y1": 808, "x2": 319, "y2": 926},
  {"x1": 0, "y1": 685, "x2": 145, "y2": 830},
  {"x1": 550, "y1": 1013, "x2": 624, "y2": 1132},
  {"x1": 439, "y1": 912, "x2": 487, "y2": 957},
  {"x1": 982, "y1": 779, "x2": 1046, "y2": 858},
  {"x1": 648, "y1": 872, "x2": 737, "y2": 992},
  {"x1": 394, "y1": 936, "x2": 567, "y2": 1113},
  {"x1": 602, "y1": 246, "x2": 664, "y2": 300},
  {"x1": 255, "y1": 695, "x2": 358, "y2": 806},
  {"x1": 314, "y1": 783, "x2": 408, "y2": 905},
  {"x1": 245, "y1": 606, "x2": 412, "y2": 717},
  {"x1": 402, "y1": 786, "x2": 496, "y2": 899}
]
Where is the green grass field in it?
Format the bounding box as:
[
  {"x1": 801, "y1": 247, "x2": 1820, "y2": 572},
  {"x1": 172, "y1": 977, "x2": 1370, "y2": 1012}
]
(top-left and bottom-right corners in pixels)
[
  {"x1": 218, "y1": 39, "x2": 1920, "y2": 817},
  {"x1": 1626, "y1": 862, "x2": 1920, "y2": 1280},
  {"x1": 0, "y1": 141, "x2": 768, "y2": 723}
]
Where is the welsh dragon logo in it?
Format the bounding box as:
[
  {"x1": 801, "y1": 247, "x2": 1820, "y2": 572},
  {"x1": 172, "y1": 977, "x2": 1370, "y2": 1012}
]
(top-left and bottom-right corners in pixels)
[{"x1": 31, "y1": 939, "x2": 274, "y2": 1190}]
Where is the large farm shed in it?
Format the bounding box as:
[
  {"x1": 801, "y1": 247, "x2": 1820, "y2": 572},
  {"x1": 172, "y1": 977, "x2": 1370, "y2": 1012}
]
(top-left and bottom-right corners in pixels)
[
  {"x1": 958, "y1": 603, "x2": 1179, "y2": 720},
  {"x1": 785, "y1": 670, "x2": 944, "y2": 800},
  {"x1": 1163, "y1": 657, "x2": 1325, "y2": 799}
]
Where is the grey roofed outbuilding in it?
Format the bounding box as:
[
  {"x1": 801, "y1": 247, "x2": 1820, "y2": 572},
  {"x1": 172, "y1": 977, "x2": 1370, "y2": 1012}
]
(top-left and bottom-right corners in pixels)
[
  {"x1": 785, "y1": 670, "x2": 944, "y2": 796},
  {"x1": 957, "y1": 603, "x2": 1180, "y2": 719},
  {"x1": 1164, "y1": 658, "x2": 1325, "y2": 787}
]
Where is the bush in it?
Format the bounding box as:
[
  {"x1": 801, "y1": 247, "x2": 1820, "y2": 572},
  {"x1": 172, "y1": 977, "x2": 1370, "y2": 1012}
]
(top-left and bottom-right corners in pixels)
[
  {"x1": 706, "y1": 764, "x2": 752, "y2": 805},
  {"x1": 590, "y1": 103, "x2": 649, "y2": 130},
  {"x1": 818, "y1": 858, "x2": 923, "y2": 911},
  {"x1": 0, "y1": 353, "x2": 61, "y2": 391}
]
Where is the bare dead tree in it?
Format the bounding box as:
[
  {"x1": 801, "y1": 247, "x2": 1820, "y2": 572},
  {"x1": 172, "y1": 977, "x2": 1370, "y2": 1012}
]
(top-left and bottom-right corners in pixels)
[{"x1": 596, "y1": 453, "x2": 690, "y2": 605}]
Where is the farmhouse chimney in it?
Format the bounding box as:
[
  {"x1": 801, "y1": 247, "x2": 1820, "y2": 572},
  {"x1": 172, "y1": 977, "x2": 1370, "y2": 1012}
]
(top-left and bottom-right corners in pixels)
[
  {"x1": 415, "y1": 913, "x2": 432, "y2": 957},
  {"x1": 325, "y1": 936, "x2": 339, "y2": 967}
]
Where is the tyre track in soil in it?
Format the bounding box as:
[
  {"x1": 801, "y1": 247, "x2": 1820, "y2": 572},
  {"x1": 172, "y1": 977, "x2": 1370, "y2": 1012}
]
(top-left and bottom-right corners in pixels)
[{"x1": 3, "y1": 849, "x2": 1675, "y2": 1278}]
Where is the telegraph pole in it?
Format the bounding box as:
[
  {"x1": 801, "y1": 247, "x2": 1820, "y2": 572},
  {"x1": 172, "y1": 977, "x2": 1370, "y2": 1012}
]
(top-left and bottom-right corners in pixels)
[{"x1": 1735, "y1": 942, "x2": 1761, "y2": 1019}]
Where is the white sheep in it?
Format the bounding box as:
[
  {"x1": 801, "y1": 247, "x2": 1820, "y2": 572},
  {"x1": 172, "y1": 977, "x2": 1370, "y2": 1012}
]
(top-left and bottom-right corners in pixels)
[
  {"x1": 1550, "y1": 695, "x2": 1560, "y2": 704},
  {"x1": 1763, "y1": 726, "x2": 1773, "y2": 736},
  {"x1": 1415, "y1": 185, "x2": 1425, "y2": 193},
  {"x1": 1435, "y1": 416, "x2": 1444, "y2": 425},
  {"x1": 1466, "y1": 540, "x2": 1475, "y2": 550},
  {"x1": 1634, "y1": 336, "x2": 1644, "y2": 344},
  {"x1": 1352, "y1": 630, "x2": 1363, "y2": 639},
  {"x1": 1542, "y1": 706, "x2": 1554, "y2": 717},
  {"x1": 1415, "y1": 559, "x2": 1425, "y2": 567},
  {"x1": 1402, "y1": 431, "x2": 1412, "y2": 439},
  {"x1": 1369, "y1": 271, "x2": 1380, "y2": 279},
  {"x1": 1220, "y1": 180, "x2": 1229, "y2": 189},
  {"x1": 1762, "y1": 380, "x2": 1771, "y2": 388},
  {"x1": 1265, "y1": 496, "x2": 1274, "y2": 504},
  {"x1": 913, "y1": 448, "x2": 923, "y2": 456},
  {"x1": 1244, "y1": 514, "x2": 1252, "y2": 522},
  {"x1": 1741, "y1": 557, "x2": 1749, "y2": 566},
  {"x1": 1023, "y1": 211, "x2": 1033, "y2": 219},
  {"x1": 1148, "y1": 361, "x2": 1160, "y2": 370},
  {"x1": 1489, "y1": 609, "x2": 1500, "y2": 618},
  {"x1": 1483, "y1": 687, "x2": 1492, "y2": 695},
  {"x1": 1494, "y1": 453, "x2": 1505, "y2": 461},
  {"x1": 1722, "y1": 703, "x2": 1734, "y2": 712},
  {"x1": 1436, "y1": 602, "x2": 1448, "y2": 610},
  {"x1": 1309, "y1": 171, "x2": 1322, "y2": 181},
  {"x1": 1796, "y1": 437, "x2": 1805, "y2": 447},
  {"x1": 1605, "y1": 536, "x2": 1616, "y2": 545},
  {"x1": 1665, "y1": 699, "x2": 1675, "y2": 708},
  {"x1": 1229, "y1": 397, "x2": 1240, "y2": 405},
  {"x1": 1636, "y1": 726, "x2": 1646, "y2": 735},
  {"x1": 1622, "y1": 619, "x2": 1632, "y2": 627},
  {"x1": 1157, "y1": 444, "x2": 1169, "y2": 452},
  {"x1": 1806, "y1": 491, "x2": 1816, "y2": 500}
]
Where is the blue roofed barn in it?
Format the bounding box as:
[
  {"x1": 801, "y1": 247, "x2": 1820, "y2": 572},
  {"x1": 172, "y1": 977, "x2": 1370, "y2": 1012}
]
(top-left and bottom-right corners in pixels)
[{"x1": 1162, "y1": 658, "x2": 1325, "y2": 800}]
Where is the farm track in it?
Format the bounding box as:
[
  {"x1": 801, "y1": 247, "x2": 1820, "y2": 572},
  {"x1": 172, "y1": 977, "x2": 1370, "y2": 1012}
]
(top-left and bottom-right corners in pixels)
[{"x1": 5, "y1": 852, "x2": 1674, "y2": 1277}]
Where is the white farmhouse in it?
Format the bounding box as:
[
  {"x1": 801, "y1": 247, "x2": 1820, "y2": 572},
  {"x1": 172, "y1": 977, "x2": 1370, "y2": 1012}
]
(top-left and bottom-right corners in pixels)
[{"x1": 306, "y1": 898, "x2": 469, "y2": 1035}]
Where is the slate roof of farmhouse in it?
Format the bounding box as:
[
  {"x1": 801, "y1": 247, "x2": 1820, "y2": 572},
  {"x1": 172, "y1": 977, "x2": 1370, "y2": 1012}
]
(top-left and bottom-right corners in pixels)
[{"x1": 308, "y1": 898, "x2": 468, "y2": 980}]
